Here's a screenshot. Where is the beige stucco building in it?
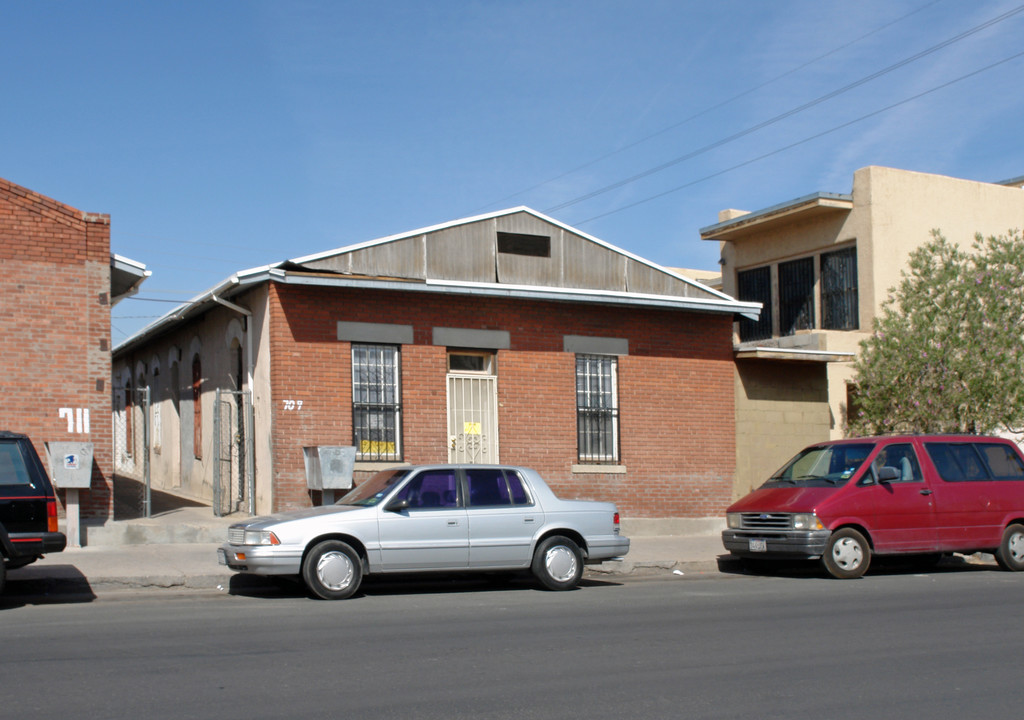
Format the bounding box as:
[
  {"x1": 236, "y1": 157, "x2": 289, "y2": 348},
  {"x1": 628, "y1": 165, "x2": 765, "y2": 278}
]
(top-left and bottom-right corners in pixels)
[{"x1": 701, "y1": 165, "x2": 1024, "y2": 498}]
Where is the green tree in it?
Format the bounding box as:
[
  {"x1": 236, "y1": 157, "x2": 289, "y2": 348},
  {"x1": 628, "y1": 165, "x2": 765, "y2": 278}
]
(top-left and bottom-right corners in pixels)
[{"x1": 849, "y1": 230, "x2": 1024, "y2": 436}]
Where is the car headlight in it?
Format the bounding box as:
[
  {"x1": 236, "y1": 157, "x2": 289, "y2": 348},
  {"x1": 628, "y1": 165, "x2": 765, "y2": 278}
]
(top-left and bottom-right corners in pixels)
[
  {"x1": 726, "y1": 513, "x2": 742, "y2": 529},
  {"x1": 792, "y1": 513, "x2": 822, "y2": 531},
  {"x1": 244, "y1": 529, "x2": 281, "y2": 546}
]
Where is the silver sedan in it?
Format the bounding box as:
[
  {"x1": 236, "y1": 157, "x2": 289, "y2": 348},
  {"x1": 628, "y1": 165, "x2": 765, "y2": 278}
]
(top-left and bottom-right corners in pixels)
[{"x1": 218, "y1": 464, "x2": 630, "y2": 599}]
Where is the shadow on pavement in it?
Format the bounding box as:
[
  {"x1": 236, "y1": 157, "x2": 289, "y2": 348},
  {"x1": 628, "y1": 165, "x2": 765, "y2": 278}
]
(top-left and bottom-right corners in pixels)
[
  {"x1": 113, "y1": 474, "x2": 207, "y2": 521},
  {"x1": 228, "y1": 572, "x2": 622, "y2": 601},
  {"x1": 1, "y1": 566, "x2": 97, "y2": 608},
  {"x1": 717, "y1": 552, "x2": 997, "y2": 580}
]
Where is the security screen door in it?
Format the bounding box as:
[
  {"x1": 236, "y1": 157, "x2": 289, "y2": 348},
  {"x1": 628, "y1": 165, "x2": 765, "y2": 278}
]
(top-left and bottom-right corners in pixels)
[{"x1": 447, "y1": 366, "x2": 498, "y2": 464}]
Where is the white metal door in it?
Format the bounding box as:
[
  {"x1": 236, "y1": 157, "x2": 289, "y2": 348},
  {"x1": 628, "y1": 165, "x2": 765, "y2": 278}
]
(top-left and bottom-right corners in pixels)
[{"x1": 447, "y1": 375, "x2": 498, "y2": 464}]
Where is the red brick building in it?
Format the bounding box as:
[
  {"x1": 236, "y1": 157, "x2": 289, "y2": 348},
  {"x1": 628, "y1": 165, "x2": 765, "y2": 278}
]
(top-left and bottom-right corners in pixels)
[
  {"x1": 113, "y1": 208, "x2": 757, "y2": 532},
  {"x1": 0, "y1": 177, "x2": 148, "y2": 520}
]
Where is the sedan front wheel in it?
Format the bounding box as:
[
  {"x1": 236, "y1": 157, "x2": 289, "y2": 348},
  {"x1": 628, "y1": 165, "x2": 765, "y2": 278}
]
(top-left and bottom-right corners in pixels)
[{"x1": 302, "y1": 540, "x2": 363, "y2": 600}]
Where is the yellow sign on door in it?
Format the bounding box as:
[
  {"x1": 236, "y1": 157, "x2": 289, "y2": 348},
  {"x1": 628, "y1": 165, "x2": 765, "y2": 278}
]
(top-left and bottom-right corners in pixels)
[{"x1": 463, "y1": 421, "x2": 481, "y2": 435}]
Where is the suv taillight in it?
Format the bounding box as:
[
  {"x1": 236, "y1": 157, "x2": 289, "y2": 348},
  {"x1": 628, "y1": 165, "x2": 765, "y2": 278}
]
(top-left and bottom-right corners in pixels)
[{"x1": 47, "y1": 498, "x2": 59, "y2": 533}]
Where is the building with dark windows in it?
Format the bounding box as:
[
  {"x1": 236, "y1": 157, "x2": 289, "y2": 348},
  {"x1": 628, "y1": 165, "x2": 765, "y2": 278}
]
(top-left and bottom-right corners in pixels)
[
  {"x1": 112, "y1": 207, "x2": 758, "y2": 532},
  {"x1": 701, "y1": 166, "x2": 1024, "y2": 498}
]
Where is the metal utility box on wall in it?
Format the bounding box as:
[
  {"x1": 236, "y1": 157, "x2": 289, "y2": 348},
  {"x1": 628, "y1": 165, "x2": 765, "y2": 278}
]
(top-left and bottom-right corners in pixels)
[
  {"x1": 45, "y1": 442, "x2": 94, "y2": 489},
  {"x1": 303, "y1": 446, "x2": 356, "y2": 504},
  {"x1": 45, "y1": 441, "x2": 94, "y2": 548}
]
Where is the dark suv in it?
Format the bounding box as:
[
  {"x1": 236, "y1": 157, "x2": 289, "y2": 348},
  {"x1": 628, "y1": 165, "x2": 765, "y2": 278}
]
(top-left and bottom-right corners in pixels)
[{"x1": 0, "y1": 431, "x2": 66, "y2": 592}]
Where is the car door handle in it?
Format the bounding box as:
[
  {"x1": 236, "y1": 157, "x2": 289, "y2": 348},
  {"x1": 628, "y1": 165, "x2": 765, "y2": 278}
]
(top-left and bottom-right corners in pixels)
[
  {"x1": 523, "y1": 517, "x2": 535, "y2": 524},
  {"x1": 447, "y1": 520, "x2": 460, "y2": 526},
  {"x1": 919, "y1": 489, "x2": 933, "y2": 496}
]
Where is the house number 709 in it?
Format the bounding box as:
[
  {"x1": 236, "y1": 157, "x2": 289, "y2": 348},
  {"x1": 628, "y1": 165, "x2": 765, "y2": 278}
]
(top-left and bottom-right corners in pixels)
[{"x1": 283, "y1": 400, "x2": 303, "y2": 411}]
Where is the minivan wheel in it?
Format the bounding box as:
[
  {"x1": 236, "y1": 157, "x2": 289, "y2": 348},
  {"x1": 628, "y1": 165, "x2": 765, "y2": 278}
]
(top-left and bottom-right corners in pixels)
[
  {"x1": 822, "y1": 528, "x2": 871, "y2": 579},
  {"x1": 995, "y1": 524, "x2": 1024, "y2": 572},
  {"x1": 302, "y1": 540, "x2": 363, "y2": 600}
]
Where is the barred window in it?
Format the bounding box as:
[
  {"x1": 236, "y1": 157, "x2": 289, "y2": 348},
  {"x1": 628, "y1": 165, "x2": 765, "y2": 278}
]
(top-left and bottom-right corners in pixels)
[
  {"x1": 736, "y1": 266, "x2": 772, "y2": 341},
  {"x1": 779, "y1": 257, "x2": 815, "y2": 335},
  {"x1": 352, "y1": 344, "x2": 401, "y2": 461},
  {"x1": 576, "y1": 354, "x2": 619, "y2": 463},
  {"x1": 821, "y1": 247, "x2": 859, "y2": 330}
]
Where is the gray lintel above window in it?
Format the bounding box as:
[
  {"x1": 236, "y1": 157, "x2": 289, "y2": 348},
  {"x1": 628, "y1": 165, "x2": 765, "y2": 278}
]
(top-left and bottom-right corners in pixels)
[
  {"x1": 432, "y1": 327, "x2": 510, "y2": 350},
  {"x1": 337, "y1": 321, "x2": 414, "y2": 345},
  {"x1": 563, "y1": 335, "x2": 628, "y2": 356}
]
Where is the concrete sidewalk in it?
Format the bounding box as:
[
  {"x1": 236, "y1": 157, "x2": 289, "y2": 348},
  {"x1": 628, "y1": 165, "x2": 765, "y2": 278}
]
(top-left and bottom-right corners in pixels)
[{"x1": 5, "y1": 533, "x2": 730, "y2": 599}]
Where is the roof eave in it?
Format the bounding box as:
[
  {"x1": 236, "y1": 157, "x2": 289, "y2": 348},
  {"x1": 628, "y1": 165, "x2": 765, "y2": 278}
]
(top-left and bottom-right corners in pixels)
[{"x1": 699, "y1": 192, "x2": 853, "y2": 241}]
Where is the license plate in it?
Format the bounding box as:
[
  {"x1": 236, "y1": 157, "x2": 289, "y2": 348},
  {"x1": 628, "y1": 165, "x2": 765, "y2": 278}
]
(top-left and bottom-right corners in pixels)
[
  {"x1": 217, "y1": 548, "x2": 228, "y2": 565},
  {"x1": 748, "y1": 538, "x2": 767, "y2": 553}
]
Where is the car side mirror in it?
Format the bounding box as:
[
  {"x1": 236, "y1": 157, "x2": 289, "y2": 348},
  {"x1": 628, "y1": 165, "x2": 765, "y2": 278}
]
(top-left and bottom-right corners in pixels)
[
  {"x1": 386, "y1": 498, "x2": 410, "y2": 513},
  {"x1": 876, "y1": 466, "x2": 899, "y2": 483}
]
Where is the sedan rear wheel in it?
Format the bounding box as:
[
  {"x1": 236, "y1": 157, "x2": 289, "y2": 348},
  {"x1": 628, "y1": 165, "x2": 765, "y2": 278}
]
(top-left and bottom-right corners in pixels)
[
  {"x1": 822, "y1": 528, "x2": 870, "y2": 579},
  {"x1": 532, "y1": 535, "x2": 583, "y2": 591},
  {"x1": 302, "y1": 540, "x2": 362, "y2": 600}
]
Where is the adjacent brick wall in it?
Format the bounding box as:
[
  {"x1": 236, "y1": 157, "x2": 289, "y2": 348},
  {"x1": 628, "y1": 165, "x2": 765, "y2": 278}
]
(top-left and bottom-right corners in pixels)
[
  {"x1": 266, "y1": 283, "x2": 737, "y2": 518},
  {"x1": 0, "y1": 178, "x2": 113, "y2": 519}
]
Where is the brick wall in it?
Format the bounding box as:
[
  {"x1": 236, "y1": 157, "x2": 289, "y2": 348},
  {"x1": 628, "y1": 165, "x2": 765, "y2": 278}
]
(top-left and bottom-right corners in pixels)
[
  {"x1": 266, "y1": 283, "x2": 737, "y2": 517},
  {"x1": 0, "y1": 178, "x2": 113, "y2": 519}
]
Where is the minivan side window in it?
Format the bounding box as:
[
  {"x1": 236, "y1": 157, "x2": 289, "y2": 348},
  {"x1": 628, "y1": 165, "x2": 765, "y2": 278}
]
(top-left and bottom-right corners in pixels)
[
  {"x1": 977, "y1": 443, "x2": 1024, "y2": 479},
  {"x1": 870, "y1": 443, "x2": 923, "y2": 482},
  {"x1": 926, "y1": 443, "x2": 991, "y2": 481}
]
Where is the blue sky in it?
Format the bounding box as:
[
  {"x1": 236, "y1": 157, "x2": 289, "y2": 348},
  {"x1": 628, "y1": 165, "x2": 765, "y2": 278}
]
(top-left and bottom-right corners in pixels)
[{"x1": 3, "y1": 1, "x2": 1023, "y2": 342}]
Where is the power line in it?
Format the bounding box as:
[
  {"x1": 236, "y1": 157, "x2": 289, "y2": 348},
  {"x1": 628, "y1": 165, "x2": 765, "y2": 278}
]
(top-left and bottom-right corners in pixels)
[
  {"x1": 477, "y1": 0, "x2": 945, "y2": 212},
  {"x1": 544, "y1": 3, "x2": 1024, "y2": 214},
  {"x1": 573, "y1": 48, "x2": 1024, "y2": 226}
]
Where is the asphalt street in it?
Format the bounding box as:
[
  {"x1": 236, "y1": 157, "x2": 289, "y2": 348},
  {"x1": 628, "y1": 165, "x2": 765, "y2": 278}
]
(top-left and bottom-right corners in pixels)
[{"x1": 2, "y1": 566, "x2": 1022, "y2": 719}]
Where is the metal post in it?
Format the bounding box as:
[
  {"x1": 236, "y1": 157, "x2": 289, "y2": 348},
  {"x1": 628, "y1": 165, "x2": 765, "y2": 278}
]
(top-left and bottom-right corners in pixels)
[{"x1": 143, "y1": 386, "x2": 151, "y2": 518}]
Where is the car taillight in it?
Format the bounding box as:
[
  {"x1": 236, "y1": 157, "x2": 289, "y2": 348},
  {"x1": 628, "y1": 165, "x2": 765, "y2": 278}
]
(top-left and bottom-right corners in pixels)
[
  {"x1": 47, "y1": 498, "x2": 59, "y2": 533},
  {"x1": 613, "y1": 512, "x2": 620, "y2": 525}
]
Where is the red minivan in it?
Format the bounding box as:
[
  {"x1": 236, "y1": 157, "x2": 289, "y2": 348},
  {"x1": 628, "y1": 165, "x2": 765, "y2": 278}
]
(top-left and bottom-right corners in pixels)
[{"x1": 722, "y1": 435, "x2": 1024, "y2": 578}]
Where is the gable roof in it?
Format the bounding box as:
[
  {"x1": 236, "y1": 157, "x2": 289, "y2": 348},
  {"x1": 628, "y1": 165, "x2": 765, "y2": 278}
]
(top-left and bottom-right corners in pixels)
[{"x1": 115, "y1": 207, "x2": 760, "y2": 353}]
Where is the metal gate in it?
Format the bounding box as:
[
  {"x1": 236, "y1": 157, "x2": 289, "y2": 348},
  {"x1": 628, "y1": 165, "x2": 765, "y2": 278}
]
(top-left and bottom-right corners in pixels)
[
  {"x1": 213, "y1": 388, "x2": 255, "y2": 517},
  {"x1": 447, "y1": 375, "x2": 498, "y2": 464},
  {"x1": 113, "y1": 386, "x2": 152, "y2": 517}
]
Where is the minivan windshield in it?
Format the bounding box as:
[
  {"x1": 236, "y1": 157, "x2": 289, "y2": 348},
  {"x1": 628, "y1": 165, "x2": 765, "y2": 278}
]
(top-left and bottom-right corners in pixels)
[
  {"x1": 337, "y1": 468, "x2": 412, "y2": 507},
  {"x1": 764, "y1": 443, "x2": 875, "y2": 488}
]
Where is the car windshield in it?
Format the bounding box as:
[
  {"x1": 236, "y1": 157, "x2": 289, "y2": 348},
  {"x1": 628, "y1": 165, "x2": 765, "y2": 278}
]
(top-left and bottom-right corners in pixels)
[
  {"x1": 764, "y1": 443, "x2": 875, "y2": 488},
  {"x1": 337, "y1": 469, "x2": 412, "y2": 507}
]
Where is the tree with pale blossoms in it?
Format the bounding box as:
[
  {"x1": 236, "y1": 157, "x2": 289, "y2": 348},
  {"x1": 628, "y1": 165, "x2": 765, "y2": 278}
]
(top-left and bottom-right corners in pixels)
[{"x1": 849, "y1": 230, "x2": 1024, "y2": 436}]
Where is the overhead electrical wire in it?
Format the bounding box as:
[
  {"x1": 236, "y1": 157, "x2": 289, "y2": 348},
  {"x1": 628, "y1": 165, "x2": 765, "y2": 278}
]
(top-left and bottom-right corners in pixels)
[
  {"x1": 478, "y1": 0, "x2": 945, "y2": 212},
  {"x1": 572, "y1": 47, "x2": 1024, "y2": 226},
  {"x1": 542, "y1": 3, "x2": 1024, "y2": 215}
]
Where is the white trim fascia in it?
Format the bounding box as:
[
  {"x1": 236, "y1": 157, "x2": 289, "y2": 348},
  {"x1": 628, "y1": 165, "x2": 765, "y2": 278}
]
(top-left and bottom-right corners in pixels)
[
  {"x1": 738, "y1": 346, "x2": 856, "y2": 358},
  {"x1": 277, "y1": 272, "x2": 761, "y2": 316},
  {"x1": 111, "y1": 254, "x2": 151, "y2": 276}
]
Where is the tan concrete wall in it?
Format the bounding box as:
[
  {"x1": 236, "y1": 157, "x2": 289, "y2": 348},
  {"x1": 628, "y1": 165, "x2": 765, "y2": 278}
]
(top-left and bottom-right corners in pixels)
[
  {"x1": 857, "y1": 166, "x2": 1024, "y2": 329},
  {"x1": 733, "y1": 359, "x2": 831, "y2": 499},
  {"x1": 721, "y1": 166, "x2": 1024, "y2": 445}
]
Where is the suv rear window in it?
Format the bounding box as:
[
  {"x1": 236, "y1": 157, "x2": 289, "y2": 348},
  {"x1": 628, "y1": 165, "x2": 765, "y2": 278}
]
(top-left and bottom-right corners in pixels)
[{"x1": 0, "y1": 442, "x2": 32, "y2": 486}]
